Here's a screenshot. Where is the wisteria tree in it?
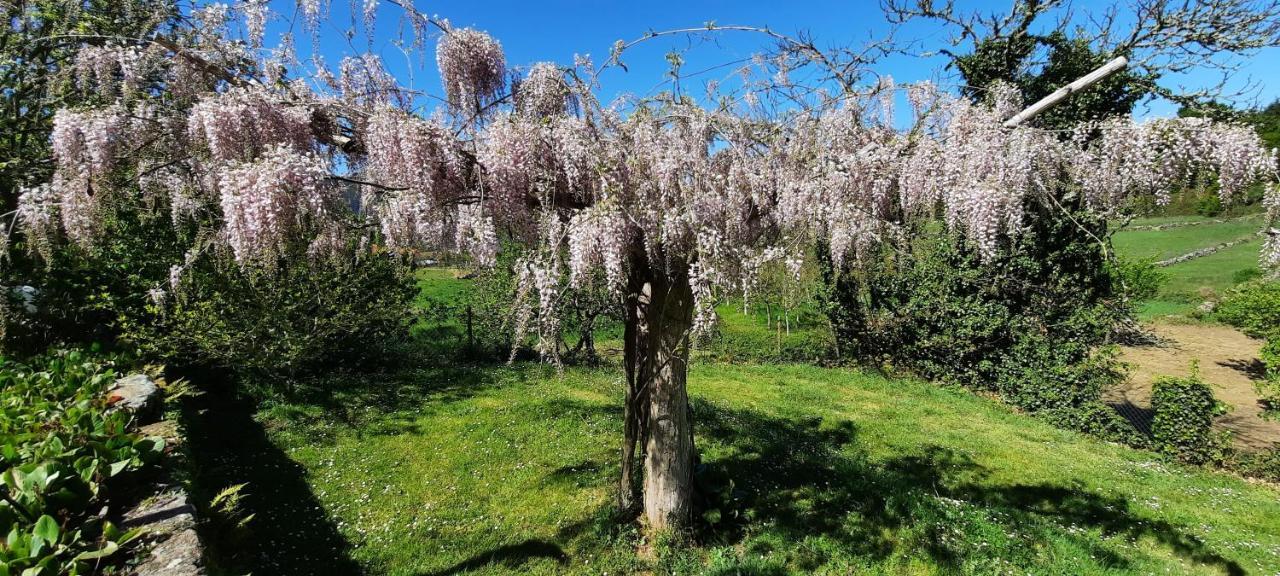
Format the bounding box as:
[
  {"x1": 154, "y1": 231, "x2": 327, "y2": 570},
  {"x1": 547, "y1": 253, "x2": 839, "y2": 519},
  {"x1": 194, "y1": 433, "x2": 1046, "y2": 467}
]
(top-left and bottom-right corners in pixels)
[{"x1": 7, "y1": 0, "x2": 1280, "y2": 530}]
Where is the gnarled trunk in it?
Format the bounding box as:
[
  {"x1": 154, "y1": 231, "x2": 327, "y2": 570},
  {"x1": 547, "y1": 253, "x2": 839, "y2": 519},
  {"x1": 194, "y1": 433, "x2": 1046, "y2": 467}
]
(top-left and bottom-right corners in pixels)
[
  {"x1": 617, "y1": 258, "x2": 697, "y2": 531},
  {"x1": 641, "y1": 268, "x2": 695, "y2": 530},
  {"x1": 618, "y1": 268, "x2": 651, "y2": 512}
]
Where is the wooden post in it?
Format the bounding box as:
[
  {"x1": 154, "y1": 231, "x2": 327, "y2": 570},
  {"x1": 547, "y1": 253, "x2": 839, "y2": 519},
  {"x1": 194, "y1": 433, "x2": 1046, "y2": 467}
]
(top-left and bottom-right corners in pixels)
[
  {"x1": 1002, "y1": 56, "x2": 1129, "y2": 128},
  {"x1": 466, "y1": 304, "x2": 474, "y2": 349}
]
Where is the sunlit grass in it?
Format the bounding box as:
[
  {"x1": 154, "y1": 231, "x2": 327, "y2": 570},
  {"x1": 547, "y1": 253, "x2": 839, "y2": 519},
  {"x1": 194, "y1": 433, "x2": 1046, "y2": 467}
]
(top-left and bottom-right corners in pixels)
[
  {"x1": 1111, "y1": 213, "x2": 1264, "y2": 262},
  {"x1": 183, "y1": 360, "x2": 1280, "y2": 575}
]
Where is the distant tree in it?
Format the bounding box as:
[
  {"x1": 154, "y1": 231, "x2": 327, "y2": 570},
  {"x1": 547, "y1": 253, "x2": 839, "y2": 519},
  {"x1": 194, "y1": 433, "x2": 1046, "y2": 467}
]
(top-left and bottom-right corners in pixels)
[
  {"x1": 885, "y1": 0, "x2": 1280, "y2": 116},
  {"x1": 1253, "y1": 100, "x2": 1280, "y2": 150}
]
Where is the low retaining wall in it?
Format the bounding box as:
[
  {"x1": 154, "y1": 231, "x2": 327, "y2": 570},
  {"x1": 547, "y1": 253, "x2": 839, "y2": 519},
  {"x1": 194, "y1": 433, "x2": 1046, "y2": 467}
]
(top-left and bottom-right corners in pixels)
[{"x1": 107, "y1": 375, "x2": 206, "y2": 576}]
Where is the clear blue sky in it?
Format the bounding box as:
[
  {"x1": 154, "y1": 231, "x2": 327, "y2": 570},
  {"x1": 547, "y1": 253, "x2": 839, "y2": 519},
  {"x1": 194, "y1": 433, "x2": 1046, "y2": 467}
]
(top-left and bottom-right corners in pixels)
[{"x1": 262, "y1": 0, "x2": 1279, "y2": 118}]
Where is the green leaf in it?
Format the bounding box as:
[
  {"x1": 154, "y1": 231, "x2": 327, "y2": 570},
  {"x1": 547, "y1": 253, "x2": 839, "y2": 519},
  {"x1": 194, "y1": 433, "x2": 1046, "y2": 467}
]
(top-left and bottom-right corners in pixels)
[
  {"x1": 31, "y1": 516, "x2": 58, "y2": 547},
  {"x1": 107, "y1": 460, "x2": 130, "y2": 478},
  {"x1": 73, "y1": 541, "x2": 118, "y2": 561},
  {"x1": 702, "y1": 508, "x2": 722, "y2": 524}
]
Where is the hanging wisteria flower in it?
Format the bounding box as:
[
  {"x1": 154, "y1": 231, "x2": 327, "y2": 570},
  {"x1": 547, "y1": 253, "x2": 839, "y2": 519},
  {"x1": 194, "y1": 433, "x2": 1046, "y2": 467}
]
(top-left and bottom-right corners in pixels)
[
  {"x1": 436, "y1": 27, "x2": 507, "y2": 114},
  {"x1": 217, "y1": 145, "x2": 333, "y2": 264},
  {"x1": 455, "y1": 204, "x2": 498, "y2": 267},
  {"x1": 240, "y1": 0, "x2": 270, "y2": 48},
  {"x1": 515, "y1": 62, "x2": 573, "y2": 118},
  {"x1": 147, "y1": 287, "x2": 168, "y2": 307},
  {"x1": 71, "y1": 44, "x2": 157, "y2": 99},
  {"x1": 188, "y1": 85, "x2": 314, "y2": 163},
  {"x1": 51, "y1": 105, "x2": 126, "y2": 183},
  {"x1": 364, "y1": 106, "x2": 464, "y2": 204},
  {"x1": 567, "y1": 203, "x2": 626, "y2": 290},
  {"x1": 338, "y1": 54, "x2": 404, "y2": 106},
  {"x1": 16, "y1": 184, "x2": 58, "y2": 261}
]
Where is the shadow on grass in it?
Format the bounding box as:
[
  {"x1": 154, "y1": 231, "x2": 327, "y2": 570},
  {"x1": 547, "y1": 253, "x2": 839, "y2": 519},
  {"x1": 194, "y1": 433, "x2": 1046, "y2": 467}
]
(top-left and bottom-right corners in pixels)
[
  {"x1": 413, "y1": 505, "x2": 621, "y2": 576},
  {"x1": 417, "y1": 539, "x2": 568, "y2": 576},
  {"x1": 180, "y1": 385, "x2": 364, "y2": 575},
  {"x1": 177, "y1": 363, "x2": 503, "y2": 575},
  {"x1": 688, "y1": 399, "x2": 1244, "y2": 574}
]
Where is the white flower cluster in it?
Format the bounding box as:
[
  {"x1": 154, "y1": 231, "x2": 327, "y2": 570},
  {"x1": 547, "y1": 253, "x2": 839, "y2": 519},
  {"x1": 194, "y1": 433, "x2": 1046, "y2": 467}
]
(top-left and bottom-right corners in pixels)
[
  {"x1": 217, "y1": 145, "x2": 332, "y2": 264},
  {"x1": 189, "y1": 86, "x2": 314, "y2": 163},
  {"x1": 436, "y1": 28, "x2": 506, "y2": 114},
  {"x1": 72, "y1": 43, "x2": 158, "y2": 100},
  {"x1": 16, "y1": 184, "x2": 58, "y2": 261},
  {"x1": 515, "y1": 63, "x2": 573, "y2": 118}
]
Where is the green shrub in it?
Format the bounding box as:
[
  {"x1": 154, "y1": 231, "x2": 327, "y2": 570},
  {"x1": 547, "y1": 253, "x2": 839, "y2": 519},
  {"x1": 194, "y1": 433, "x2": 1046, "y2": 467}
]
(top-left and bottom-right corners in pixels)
[
  {"x1": 1151, "y1": 368, "x2": 1231, "y2": 464},
  {"x1": 1217, "y1": 280, "x2": 1280, "y2": 419},
  {"x1": 1229, "y1": 446, "x2": 1280, "y2": 482},
  {"x1": 1216, "y1": 280, "x2": 1280, "y2": 338},
  {"x1": 1195, "y1": 193, "x2": 1224, "y2": 217},
  {"x1": 0, "y1": 349, "x2": 161, "y2": 574},
  {"x1": 1108, "y1": 257, "x2": 1168, "y2": 301},
  {"x1": 818, "y1": 202, "x2": 1137, "y2": 441},
  {"x1": 120, "y1": 251, "x2": 416, "y2": 383},
  {"x1": 1232, "y1": 267, "x2": 1262, "y2": 284},
  {"x1": 5, "y1": 168, "x2": 417, "y2": 388}
]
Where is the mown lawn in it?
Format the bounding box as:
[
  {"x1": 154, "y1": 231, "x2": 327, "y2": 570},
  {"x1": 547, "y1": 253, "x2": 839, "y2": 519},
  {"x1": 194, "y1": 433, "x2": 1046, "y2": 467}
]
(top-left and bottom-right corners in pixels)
[
  {"x1": 186, "y1": 360, "x2": 1280, "y2": 575},
  {"x1": 1110, "y1": 213, "x2": 1264, "y2": 262},
  {"x1": 1112, "y1": 215, "x2": 1267, "y2": 319}
]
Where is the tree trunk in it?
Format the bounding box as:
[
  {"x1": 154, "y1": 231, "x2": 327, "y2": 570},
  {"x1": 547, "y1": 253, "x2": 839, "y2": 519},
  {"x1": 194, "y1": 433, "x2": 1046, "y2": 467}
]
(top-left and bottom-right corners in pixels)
[
  {"x1": 618, "y1": 266, "x2": 651, "y2": 512},
  {"x1": 641, "y1": 269, "x2": 695, "y2": 530}
]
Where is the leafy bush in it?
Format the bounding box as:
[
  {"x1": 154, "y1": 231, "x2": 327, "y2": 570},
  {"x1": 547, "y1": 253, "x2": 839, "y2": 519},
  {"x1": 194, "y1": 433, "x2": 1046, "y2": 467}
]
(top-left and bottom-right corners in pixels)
[
  {"x1": 0, "y1": 349, "x2": 162, "y2": 574},
  {"x1": 1229, "y1": 446, "x2": 1280, "y2": 483},
  {"x1": 1217, "y1": 280, "x2": 1280, "y2": 419},
  {"x1": 1216, "y1": 280, "x2": 1280, "y2": 338},
  {"x1": 1108, "y1": 257, "x2": 1168, "y2": 302},
  {"x1": 818, "y1": 204, "x2": 1138, "y2": 441},
  {"x1": 5, "y1": 164, "x2": 417, "y2": 387},
  {"x1": 1151, "y1": 367, "x2": 1230, "y2": 465},
  {"x1": 1195, "y1": 193, "x2": 1224, "y2": 217},
  {"x1": 119, "y1": 251, "x2": 416, "y2": 383}
]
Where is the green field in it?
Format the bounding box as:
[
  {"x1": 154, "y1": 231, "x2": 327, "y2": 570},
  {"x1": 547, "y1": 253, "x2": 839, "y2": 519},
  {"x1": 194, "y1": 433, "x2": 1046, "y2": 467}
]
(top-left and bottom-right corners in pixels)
[
  {"x1": 1112, "y1": 215, "x2": 1267, "y2": 318},
  {"x1": 181, "y1": 268, "x2": 1280, "y2": 576},
  {"x1": 185, "y1": 361, "x2": 1280, "y2": 575},
  {"x1": 1110, "y1": 213, "x2": 1264, "y2": 262}
]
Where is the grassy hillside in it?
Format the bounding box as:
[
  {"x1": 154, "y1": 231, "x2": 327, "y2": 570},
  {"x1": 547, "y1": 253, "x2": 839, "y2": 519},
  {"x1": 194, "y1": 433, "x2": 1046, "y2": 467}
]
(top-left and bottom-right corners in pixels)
[
  {"x1": 186, "y1": 359, "x2": 1280, "y2": 575},
  {"x1": 1110, "y1": 213, "x2": 1264, "y2": 262},
  {"x1": 1112, "y1": 215, "x2": 1267, "y2": 318}
]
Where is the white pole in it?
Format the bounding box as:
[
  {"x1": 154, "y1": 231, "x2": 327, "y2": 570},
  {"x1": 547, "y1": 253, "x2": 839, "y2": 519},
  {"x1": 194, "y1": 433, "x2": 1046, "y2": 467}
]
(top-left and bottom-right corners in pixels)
[{"x1": 1002, "y1": 55, "x2": 1129, "y2": 128}]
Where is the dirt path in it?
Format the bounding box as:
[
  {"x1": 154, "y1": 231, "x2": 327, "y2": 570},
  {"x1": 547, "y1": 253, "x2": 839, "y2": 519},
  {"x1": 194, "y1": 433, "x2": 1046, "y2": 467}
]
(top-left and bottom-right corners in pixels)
[{"x1": 1109, "y1": 322, "x2": 1280, "y2": 451}]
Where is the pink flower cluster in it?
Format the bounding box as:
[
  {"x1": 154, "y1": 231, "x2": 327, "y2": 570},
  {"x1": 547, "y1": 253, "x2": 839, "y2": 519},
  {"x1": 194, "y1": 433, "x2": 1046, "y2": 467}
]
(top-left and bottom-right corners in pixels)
[
  {"x1": 363, "y1": 106, "x2": 465, "y2": 252},
  {"x1": 515, "y1": 63, "x2": 572, "y2": 118},
  {"x1": 240, "y1": 0, "x2": 270, "y2": 48},
  {"x1": 16, "y1": 184, "x2": 58, "y2": 261},
  {"x1": 455, "y1": 204, "x2": 498, "y2": 267},
  {"x1": 217, "y1": 145, "x2": 332, "y2": 264},
  {"x1": 188, "y1": 86, "x2": 314, "y2": 163},
  {"x1": 72, "y1": 44, "x2": 157, "y2": 100},
  {"x1": 1072, "y1": 117, "x2": 1277, "y2": 209},
  {"x1": 51, "y1": 105, "x2": 126, "y2": 183},
  {"x1": 567, "y1": 203, "x2": 625, "y2": 290},
  {"x1": 436, "y1": 28, "x2": 506, "y2": 114}
]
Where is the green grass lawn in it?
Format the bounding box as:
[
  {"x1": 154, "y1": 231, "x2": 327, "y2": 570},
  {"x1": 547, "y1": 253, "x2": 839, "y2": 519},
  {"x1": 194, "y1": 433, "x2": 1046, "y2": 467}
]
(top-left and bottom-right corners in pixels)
[
  {"x1": 184, "y1": 359, "x2": 1280, "y2": 575},
  {"x1": 1112, "y1": 215, "x2": 1267, "y2": 319},
  {"x1": 1110, "y1": 213, "x2": 1264, "y2": 262},
  {"x1": 1127, "y1": 239, "x2": 1265, "y2": 319}
]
